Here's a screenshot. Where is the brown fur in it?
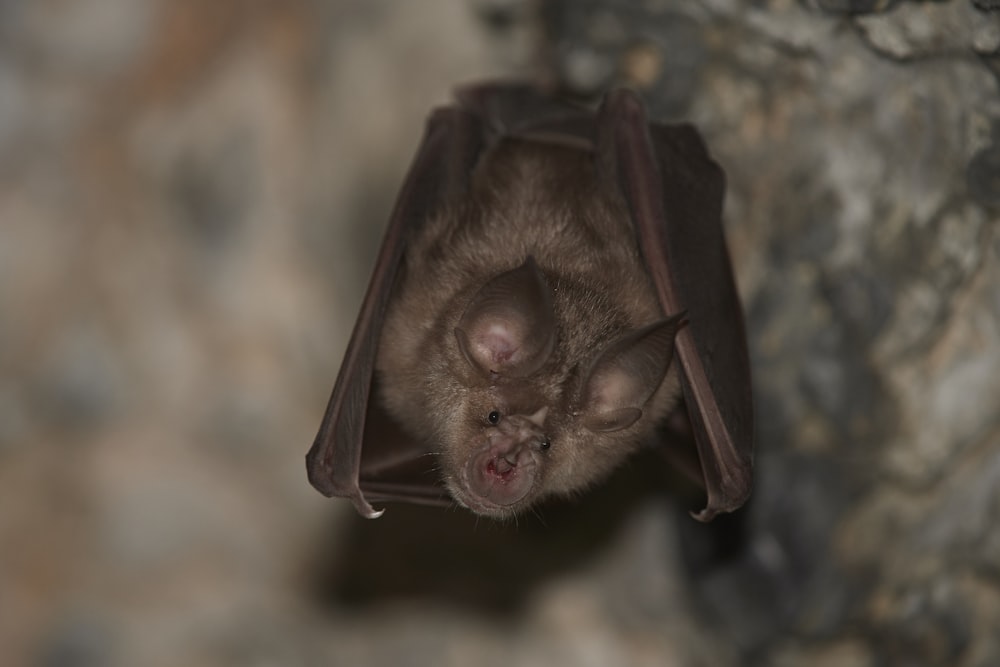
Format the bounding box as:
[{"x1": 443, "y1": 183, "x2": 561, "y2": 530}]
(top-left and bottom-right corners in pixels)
[{"x1": 376, "y1": 138, "x2": 681, "y2": 516}]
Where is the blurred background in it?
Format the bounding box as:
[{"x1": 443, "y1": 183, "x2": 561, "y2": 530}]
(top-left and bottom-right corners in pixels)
[{"x1": 1, "y1": 1, "x2": 998, "y2": 665}]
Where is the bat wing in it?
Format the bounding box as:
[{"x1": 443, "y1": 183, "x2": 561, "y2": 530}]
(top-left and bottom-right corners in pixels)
[
  {"x1": 595, "y1": 90, "x2": 754, "y2": 521},
  {"x1": 306, "y1": 107, "x2": 484, "y2": 518}
]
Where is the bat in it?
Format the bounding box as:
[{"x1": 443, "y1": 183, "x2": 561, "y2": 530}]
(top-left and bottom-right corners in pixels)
[{"x1": 306, "y1": 83, "x2": 753, "y2": 522}]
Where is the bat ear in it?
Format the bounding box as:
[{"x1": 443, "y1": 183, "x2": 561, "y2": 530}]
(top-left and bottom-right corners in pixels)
[
  {"x1": 455, "y1": 256, "x2": 556, "y2": 378},
  {"x1": 578, "y1": 315, "x2": 683, "y2": 432}
]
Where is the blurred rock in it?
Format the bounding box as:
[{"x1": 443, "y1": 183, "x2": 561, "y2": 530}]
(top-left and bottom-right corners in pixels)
[
  {"x1": 34, "y1": 610, "x2": 113, "y2": 667},
  {"x1": 815, "y1": 0, "x2": 902, "y2": 13},
  {"x1": 855, "y1": 0, "x2": 999, "y2": 60},
  {"x1": 967, "y1": 131, "x2": 1000, "y2": 206},
  {"x1": 542, "y1": 0, "x2": 708, "y2": 116}
]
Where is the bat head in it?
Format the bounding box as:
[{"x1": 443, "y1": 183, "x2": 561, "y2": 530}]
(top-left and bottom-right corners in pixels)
[
  {"x1": 440, "y1": 316, "x2": 683, "y2": 518},
  {"x1": 448, "y1": 405, "x2": 551, "y2": 516}
]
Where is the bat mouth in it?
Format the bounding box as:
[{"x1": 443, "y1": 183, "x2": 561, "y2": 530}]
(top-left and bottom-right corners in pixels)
[{"x1": 455, "y1": 445, "x2": 540, "y2": 516}]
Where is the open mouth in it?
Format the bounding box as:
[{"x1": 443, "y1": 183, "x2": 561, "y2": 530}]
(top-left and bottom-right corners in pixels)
[{"x1": 454, "y1": 448, "x2": 539, "y2": 517}]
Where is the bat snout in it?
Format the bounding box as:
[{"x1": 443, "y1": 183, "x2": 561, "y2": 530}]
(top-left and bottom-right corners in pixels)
[{"x1": 460, "y1": 436, "x2": 542, "y2": 515}]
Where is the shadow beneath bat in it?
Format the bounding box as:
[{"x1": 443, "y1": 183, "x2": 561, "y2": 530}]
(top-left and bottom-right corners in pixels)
[{"x1": 305, "y1": 447, "x2": 713, "y2": 618}]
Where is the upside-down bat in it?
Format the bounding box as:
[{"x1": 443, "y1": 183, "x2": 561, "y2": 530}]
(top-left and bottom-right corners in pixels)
[{"x1": 306, "y1": 83, "x2": 753, "y2": 521}]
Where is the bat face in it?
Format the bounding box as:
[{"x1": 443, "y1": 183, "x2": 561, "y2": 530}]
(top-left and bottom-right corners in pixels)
[
  {"x1": 306, "y1": 85, "x2": 753, "y2": 522},
  {"x1": 433, "y1": 318, "x2": 684, "y2": 519},
  {"x1": 442, "y1": 393, "x2": 551, "y2": 516}
]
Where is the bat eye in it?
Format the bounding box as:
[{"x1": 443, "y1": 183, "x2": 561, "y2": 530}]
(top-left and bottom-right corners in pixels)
[
  {"x1": 539, "y1": 437, "x2": 551, "y2": 450},
  {"x1": 487, "y1": 410, "x2": 501, "y2": 425}
]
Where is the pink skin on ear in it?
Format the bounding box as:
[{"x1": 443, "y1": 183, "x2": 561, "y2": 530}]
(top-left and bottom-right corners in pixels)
[
  {"x1": 578, "y1": 315, "x2": 683, "y2": 432},
  {"x1": 454, "y1": 256, "x2": 556, "y2": 378},
  {"x1": 455, "y1": 323, "x2": 521, "y2": 373}
]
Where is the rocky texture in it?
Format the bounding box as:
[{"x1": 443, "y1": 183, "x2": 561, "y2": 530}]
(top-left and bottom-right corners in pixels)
[
  {"x1": 541, "y1": 0, "x2": 999, "y2": 664},
  {"x1": 1, "y1": 0, "x2": 997, "y2": 665}
]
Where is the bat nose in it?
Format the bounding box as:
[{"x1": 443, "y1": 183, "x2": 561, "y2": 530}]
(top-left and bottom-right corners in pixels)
[
  {"x1": 465, "y1": 436, "x2": 539, "y2": 509},
  {"x1": 494, "y1": 454, "x2": 517, "y2": 475},
  {"x1": 494, "y1": 412, "x2": 547, "y2": 441},
  {"x1": 485, "y1": 439, "x2": 533, "y2": 476}
]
